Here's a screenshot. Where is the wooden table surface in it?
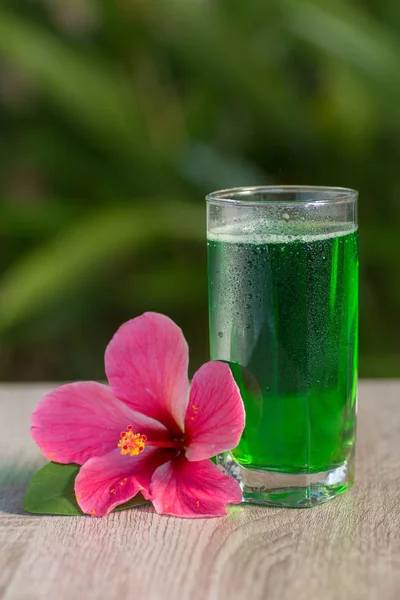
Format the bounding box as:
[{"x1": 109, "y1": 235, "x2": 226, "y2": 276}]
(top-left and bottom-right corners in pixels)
[{"x1": 1, "y1": 382, "x2": 400, "y2": 600}]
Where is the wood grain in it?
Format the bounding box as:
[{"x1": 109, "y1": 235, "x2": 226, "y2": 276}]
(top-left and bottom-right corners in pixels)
[{"x1": 1, "y1": 382, "x2": 400, "y2": 600}]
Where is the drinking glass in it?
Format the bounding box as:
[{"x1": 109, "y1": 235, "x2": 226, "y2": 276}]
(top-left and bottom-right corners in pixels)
[{"x1": 207, "y1": 186, "x2": 358, "y2": 507}]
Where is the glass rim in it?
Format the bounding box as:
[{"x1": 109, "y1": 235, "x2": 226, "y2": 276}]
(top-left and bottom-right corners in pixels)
[{"x1": 206, "y1": 185, "x2": 358, "y2": 207}]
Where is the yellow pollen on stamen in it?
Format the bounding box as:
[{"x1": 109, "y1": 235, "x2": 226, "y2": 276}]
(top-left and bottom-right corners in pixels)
[
  {"x1": 118, "y1": 429, "x2": 147, "y2": 456},
  {"x1": 91, "y1": 510, "x2": 96, "y2": 516}
]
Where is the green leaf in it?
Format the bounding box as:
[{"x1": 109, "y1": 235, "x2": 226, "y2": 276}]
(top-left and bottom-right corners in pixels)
[
  {"x1": 0, "y1": 201, "x2": 204, "y2": 332},
  {"x1": 23, "y1": 462, "x2": 82, "y2": 515},
  {"x1": 179, "y1": 142, "x2": 269, "y2": 190},
  {"x1": 114, "y1": 494, "x2": 149, "y2": 513},
  {"x1": 283, "y1": 0, "x2": 400, "y2": 120},
  {"x1": 23, "y1": 462, "x2": 149, "y2": 516},
  {"x1": 144, "y1": 0, "x2": 309, "y2": 139},
  {"x1": 0, "y1": 9, "x2": 147, "y2": 162}
]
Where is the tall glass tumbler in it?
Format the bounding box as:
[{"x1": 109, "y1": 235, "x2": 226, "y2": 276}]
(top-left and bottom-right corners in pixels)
[{"x1": 207, "y1": 186, "x2": 358, "y2": 507}]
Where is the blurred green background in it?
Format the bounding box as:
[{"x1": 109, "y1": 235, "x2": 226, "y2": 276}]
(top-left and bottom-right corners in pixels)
[{"x1": 0, "y1": 0, "x2": 399, "y2": 381}]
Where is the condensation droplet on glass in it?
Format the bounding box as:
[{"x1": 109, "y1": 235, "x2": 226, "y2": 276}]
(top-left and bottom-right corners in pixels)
[
  {"x1": 282, "y1": 213, "x2": 290, "y2": 221},
  {"x1": 218, "y1": 332, "x2": 223, "y2": 338}
]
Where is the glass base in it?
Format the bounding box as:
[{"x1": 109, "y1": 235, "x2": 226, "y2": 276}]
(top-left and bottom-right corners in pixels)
[{"x1": 217, "y1": 453, "x2": 354, "y2": 508}]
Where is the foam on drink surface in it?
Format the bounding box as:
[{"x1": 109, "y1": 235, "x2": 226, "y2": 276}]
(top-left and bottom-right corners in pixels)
[{"x1": 208, "y1": 220, "x2": 357, "y2": 245}]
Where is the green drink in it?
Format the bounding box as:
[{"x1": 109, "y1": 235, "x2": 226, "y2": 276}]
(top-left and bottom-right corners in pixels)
[{"x1": 207, "y1": 187, "x2": 358, "y2": 507}]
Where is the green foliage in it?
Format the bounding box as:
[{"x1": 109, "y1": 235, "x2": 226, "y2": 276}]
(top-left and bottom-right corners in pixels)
[
  {"x1": 0, "y1": 201, "x2": 203, "y2": 332},
  {"x1": 23, "y1": 462, "x2": 149, "y2": 515},
  {"x1": 23, "y1": 463, "x2": 81, "y2": 515},
  {"x1": 0, "y1": 0, "x2": 398, "y2": 378}
]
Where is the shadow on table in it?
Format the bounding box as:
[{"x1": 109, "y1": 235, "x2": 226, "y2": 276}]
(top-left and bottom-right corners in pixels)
[
  {"x1": 0, "y1": 463, "x2": 157, "y2": 518},
  {"x1": 0, "y1": 464, "x2": 38, "y2": 515}
]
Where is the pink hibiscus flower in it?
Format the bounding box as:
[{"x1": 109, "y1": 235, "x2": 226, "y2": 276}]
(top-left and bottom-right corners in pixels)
[{"x1": 31, "y1": 313, "x2": 245, "y2": 518}]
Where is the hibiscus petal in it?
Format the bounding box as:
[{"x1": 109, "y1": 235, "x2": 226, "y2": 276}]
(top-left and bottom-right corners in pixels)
[
  {"x1": 105, "y1": 312, "x2": 189, "y2": 433},
  {"x1": 149, "y1": 457, "x2": 242, "y2": 518},
  {"x1": 31, "y1": 382, "x2": 168, "y2": 465},
  {"x1": 184, "y1": 362, "x2": 245, "y2": 461},
  {"x1": 75, "y1": 447, "x2": 168, "y2": 516}
]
